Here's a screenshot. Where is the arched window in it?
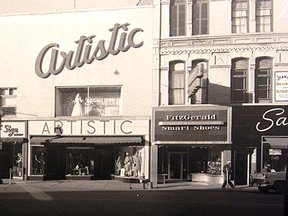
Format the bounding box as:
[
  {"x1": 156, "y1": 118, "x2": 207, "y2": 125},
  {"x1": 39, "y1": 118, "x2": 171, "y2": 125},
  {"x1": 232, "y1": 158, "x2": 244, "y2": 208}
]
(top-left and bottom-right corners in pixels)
[
  {"x1": 255, "y1": 57, "x2": 272, "y2": 103},
  {"x1": 170, "y1": 0, "x2": 186, "y2": 36},
  {"x1": 231, "y1": 58, "x2": 249, "y2": 103},
  {"x1": 169, "y1": 61, "x2": 185, "y2": 105}
]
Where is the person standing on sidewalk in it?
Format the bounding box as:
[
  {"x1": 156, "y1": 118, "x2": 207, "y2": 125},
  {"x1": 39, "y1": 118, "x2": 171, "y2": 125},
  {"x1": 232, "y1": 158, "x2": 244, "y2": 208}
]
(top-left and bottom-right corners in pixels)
[{"x1": 222, "y1": 161, "x2": 235, "y2": 189}]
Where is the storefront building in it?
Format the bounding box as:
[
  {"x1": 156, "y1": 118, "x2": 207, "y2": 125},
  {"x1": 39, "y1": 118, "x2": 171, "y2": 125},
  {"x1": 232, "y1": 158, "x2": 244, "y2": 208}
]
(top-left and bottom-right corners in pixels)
[
  {"x1": 153, "y1": 0, "x2": 288, "y2": 187},
  {"x1": 0, "y1": 121, "x2": 27, "y2": 179},
  {"x1": 1, "y1": 0, "x2": 288, "y2": 186},
  {"x1": 28, "y1": 119, "x2": 150, "y2": 180},
  {"x1": 0, "y1": 3, "x2": 155, "y2": 181},
  {"x1": 233, "y1": 105, "x2": 288, "y2": 185},
  {"x1": 151, "y1": 106, "x2": 232, "y2": 185}
]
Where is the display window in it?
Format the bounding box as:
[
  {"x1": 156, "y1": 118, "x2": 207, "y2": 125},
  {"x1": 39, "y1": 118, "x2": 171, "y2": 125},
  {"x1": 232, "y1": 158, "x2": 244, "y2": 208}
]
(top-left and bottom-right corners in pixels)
[
  {"x1": 31, "y1": 146, "x2": 45, "y2": 175},
  {"x1": 158, "y1": 146, "x2": 229, "y2": 181},
  {"x1": 66, "y1": 147, "x2": 94, "y2": 176},
  {"x1": 262, "y1": 143, "x2": 288, "y2": 172},
  {"x1": 29, "y1": 145, "x2": 144, "y2": 179},
  {"x1": 114, "y1": 147, "x2": 143, "y2": 178},
  {"x1": 55, "y1": 86, "x2": 121, "y2": 117},
  {"x1": 190, "y1": 146, "x2": 223, "y2": 175}
]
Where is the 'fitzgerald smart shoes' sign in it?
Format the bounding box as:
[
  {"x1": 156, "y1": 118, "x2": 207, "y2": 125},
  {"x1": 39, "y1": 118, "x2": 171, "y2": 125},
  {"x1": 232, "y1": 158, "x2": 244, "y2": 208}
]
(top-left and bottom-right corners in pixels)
[
  {"x1": 35, "y1": 23, "x2": 144, "y2": 78},
  {"x1": 152, "y1": 106, "x2": 231, "y2": 145}
]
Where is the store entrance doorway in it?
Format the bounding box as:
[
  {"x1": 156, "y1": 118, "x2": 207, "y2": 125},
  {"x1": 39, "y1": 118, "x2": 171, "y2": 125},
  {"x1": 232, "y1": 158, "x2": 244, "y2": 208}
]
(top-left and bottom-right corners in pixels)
[
  {"x1": 94, "y1": 147, "x2": 115, "y2": 180},
  {"x1": 44, "y1": 144, "x2": 66, "y2": 180},
  {"x1": 168, "y1": 152, "x2": 188, "y2": 180}
]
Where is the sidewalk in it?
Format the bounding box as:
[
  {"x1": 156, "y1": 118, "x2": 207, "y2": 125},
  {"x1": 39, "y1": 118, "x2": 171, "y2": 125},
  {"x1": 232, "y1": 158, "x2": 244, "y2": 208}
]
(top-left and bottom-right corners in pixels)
[{"x1": 0, "y1": 178, "x2": 259, "y2": 193}]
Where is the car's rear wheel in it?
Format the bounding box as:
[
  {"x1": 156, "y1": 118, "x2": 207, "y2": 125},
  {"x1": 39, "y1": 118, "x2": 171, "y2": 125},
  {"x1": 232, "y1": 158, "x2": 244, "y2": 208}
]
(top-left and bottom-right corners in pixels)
[{"x1": 274, "y1": 181, "x2": 285, "y2": 194}]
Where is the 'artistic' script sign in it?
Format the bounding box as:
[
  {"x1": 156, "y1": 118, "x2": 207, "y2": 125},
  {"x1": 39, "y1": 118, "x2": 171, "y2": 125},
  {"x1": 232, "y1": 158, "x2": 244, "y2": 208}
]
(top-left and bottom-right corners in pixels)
[{"x1": 35, "y1": 23, "x2": 144, "y2": 78}]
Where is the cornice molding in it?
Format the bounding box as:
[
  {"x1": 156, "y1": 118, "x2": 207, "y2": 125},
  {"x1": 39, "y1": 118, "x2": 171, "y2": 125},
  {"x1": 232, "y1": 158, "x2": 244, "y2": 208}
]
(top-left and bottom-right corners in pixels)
[
  {"x1": 160, "y1": 45, "x2": 288, "y2": 55},
  {"x1": 158, "y1": 33, "x2": 288, "y2": 55}
]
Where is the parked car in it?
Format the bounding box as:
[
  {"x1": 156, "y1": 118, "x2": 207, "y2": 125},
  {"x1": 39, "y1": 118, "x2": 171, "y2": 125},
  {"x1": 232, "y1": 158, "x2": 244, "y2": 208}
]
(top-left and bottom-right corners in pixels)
[{"x1": 254, "y1": 171, "x2": 287, "y2": 193}]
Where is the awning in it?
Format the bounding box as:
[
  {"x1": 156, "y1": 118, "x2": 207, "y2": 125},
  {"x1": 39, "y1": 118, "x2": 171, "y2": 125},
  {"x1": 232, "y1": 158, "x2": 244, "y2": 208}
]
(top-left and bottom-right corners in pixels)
[
  {"x1": 0, "y1": 138, "x2": 25, "y2": 143},
  {"x1": 264, "y1": 137, "x2": 288, "y2": 149},
  {"x1": 30, "y1": 136, "x2": 144, "y2": 145}
]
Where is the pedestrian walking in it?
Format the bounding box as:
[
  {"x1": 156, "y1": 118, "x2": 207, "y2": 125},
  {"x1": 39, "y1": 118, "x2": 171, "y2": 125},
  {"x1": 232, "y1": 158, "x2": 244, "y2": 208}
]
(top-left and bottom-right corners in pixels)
[{"x1": 222, "y1": 161, "x2": 235, "y2": 189}]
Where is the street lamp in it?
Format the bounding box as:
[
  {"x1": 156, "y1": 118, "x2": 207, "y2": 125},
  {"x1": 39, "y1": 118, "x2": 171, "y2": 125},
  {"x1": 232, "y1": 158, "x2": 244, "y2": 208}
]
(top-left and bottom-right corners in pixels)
[{"x1": 0, "y1": 108, "x2": 3, "y2": 184}]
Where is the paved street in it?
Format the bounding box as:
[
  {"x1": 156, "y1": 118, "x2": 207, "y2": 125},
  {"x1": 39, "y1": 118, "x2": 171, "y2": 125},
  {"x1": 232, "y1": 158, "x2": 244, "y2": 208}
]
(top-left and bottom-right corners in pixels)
[{"x1": 0, "y1": 179, "x2": 285, "y2": 216}]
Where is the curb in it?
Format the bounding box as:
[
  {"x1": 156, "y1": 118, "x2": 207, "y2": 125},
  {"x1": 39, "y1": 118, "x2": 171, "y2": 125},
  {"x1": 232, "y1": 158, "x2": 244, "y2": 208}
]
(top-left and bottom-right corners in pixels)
[{"x1": 0, "y1": 179, "x2": 259, "y2": 192}]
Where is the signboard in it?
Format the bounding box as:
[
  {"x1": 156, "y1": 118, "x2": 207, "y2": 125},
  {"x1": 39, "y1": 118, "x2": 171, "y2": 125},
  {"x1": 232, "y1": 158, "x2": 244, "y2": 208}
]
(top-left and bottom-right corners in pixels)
[
  {"x1": 0, "y1": 121, "x2": 26, "y2": 138},
  {"x1": 232, "y1": 105, "x2": 288, "y2": 148},
  {"x1": 29, "y1": 119, "x2": 149, "y2": 136},
  {"x1": 275, "y1": 71, "x2": 288, "y2": 101},
  {"x1": 35, "y1": 23, "x2": 144, "y2": 79},
  {"x1": 152, "y1": 106, "x2": 231, "y2": 144}
]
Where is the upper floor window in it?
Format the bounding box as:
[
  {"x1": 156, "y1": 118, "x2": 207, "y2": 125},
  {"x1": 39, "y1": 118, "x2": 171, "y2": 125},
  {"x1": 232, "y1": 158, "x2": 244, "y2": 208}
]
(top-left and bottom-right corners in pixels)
[
  {"x1": 170, "y1": 0, "x2": 186, "y2": 36},
  {"x1": 169, "y1": 61, "x2": 185, "y2": 105},
  {"x1": 192, "y1": 0, "x2": 208, "y2": 35},
  {"x1": 188, "y1": 60, "x2": 208, "y2": 104},
  {"x1": 255, "y1": 57, "x2": 272, "y2": 103},
  {"x1": 55, "y1": 86, "x2": 121, "y2": 117},
  {"x1": 256, "y1": 0, "x2": 272, "y2": 32},
  {"x1": 231, "y1": 58, "x2": 249, "y2": 103},
  {"x1": 0, "y1": 87, "x2": 17, "y2": 116},
  {"x1": 232, "y1": 0, "x2": 248, "y2": 33}
]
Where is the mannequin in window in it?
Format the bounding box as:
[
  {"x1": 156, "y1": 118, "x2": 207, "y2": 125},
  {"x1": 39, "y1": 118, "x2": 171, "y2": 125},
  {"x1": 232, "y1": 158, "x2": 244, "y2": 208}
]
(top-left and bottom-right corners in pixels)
[
  {"x1": 132, "y1": 151, "x2": 142, "y2": 177},
  {"x1": 124, "y1": 152, "x2": 132, "y2": 176},
  {"x1": 71, "y1": 93, "x2": 84, "y2": 116},
  {"x1": 16, "y1": 153, "x2": 23, "y2": 177},
  {"x1": 115, "y1": 154, "x2": 122, "y2": 175},
  {"x1": 35, "y1": 152, "x2": 45, "y2": 175}
]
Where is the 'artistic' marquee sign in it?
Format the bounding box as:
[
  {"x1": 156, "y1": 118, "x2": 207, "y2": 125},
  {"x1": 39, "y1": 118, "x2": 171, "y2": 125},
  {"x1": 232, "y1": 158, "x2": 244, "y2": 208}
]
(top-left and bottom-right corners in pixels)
[
  {"x1": 35, "y1": 23, "x2": 144, "y2": 78},
  {"x1": 29, "y1": 119, "x2": 149, "y2": 136}
]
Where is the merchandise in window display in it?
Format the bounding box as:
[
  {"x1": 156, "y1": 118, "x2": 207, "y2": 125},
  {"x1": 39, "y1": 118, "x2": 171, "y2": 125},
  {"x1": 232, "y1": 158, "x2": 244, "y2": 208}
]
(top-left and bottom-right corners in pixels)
[
  {"x1": 71, "y1": 93, "x2": 84, "y2": 116},
  {"x1": 115, "y1": 155, "x2": 122, "y2": 175},
  {"x1": 34, "y1": 153, "x2": 45, "y2": 175},
  {"x1": 60, "y1": 88, "x2": 120, "y2": 117},
  {"x1": 124, "y1": 152, "x2": 133, "y2": 176},
  {"x1": 132, "y1": 152, "x2": 142, "y2": 177},
  {"x1": 207, "y1": 158, "x2": 221, "y2": 175},
  {"x1": 16, "y1": 153, "x2": 23, "y2": 177},
  {"x1": 66, "y1": 149, "x2": 94, "y2": 176}
]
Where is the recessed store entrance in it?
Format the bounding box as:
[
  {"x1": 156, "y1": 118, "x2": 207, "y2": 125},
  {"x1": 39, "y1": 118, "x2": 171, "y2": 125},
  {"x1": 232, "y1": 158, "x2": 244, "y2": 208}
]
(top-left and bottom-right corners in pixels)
[
  {"x1": 0, "y1": 142, "x2": 23, "y2": 179},
  {"x1": 168, "y1": 152, "x2": 188, "y2": 180},
  {"x1": 94, "y1": 147, "x2": 115, "y2": 180},
  {"x1": 44, "y1": 144, "x2": 66, "y2": 180},
  {"x1": 32, "y1": 135, "x2": 144, "y2": 181},
  {"x1": 43, "y1": 145, "x2": 116, "y2": 180}
]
